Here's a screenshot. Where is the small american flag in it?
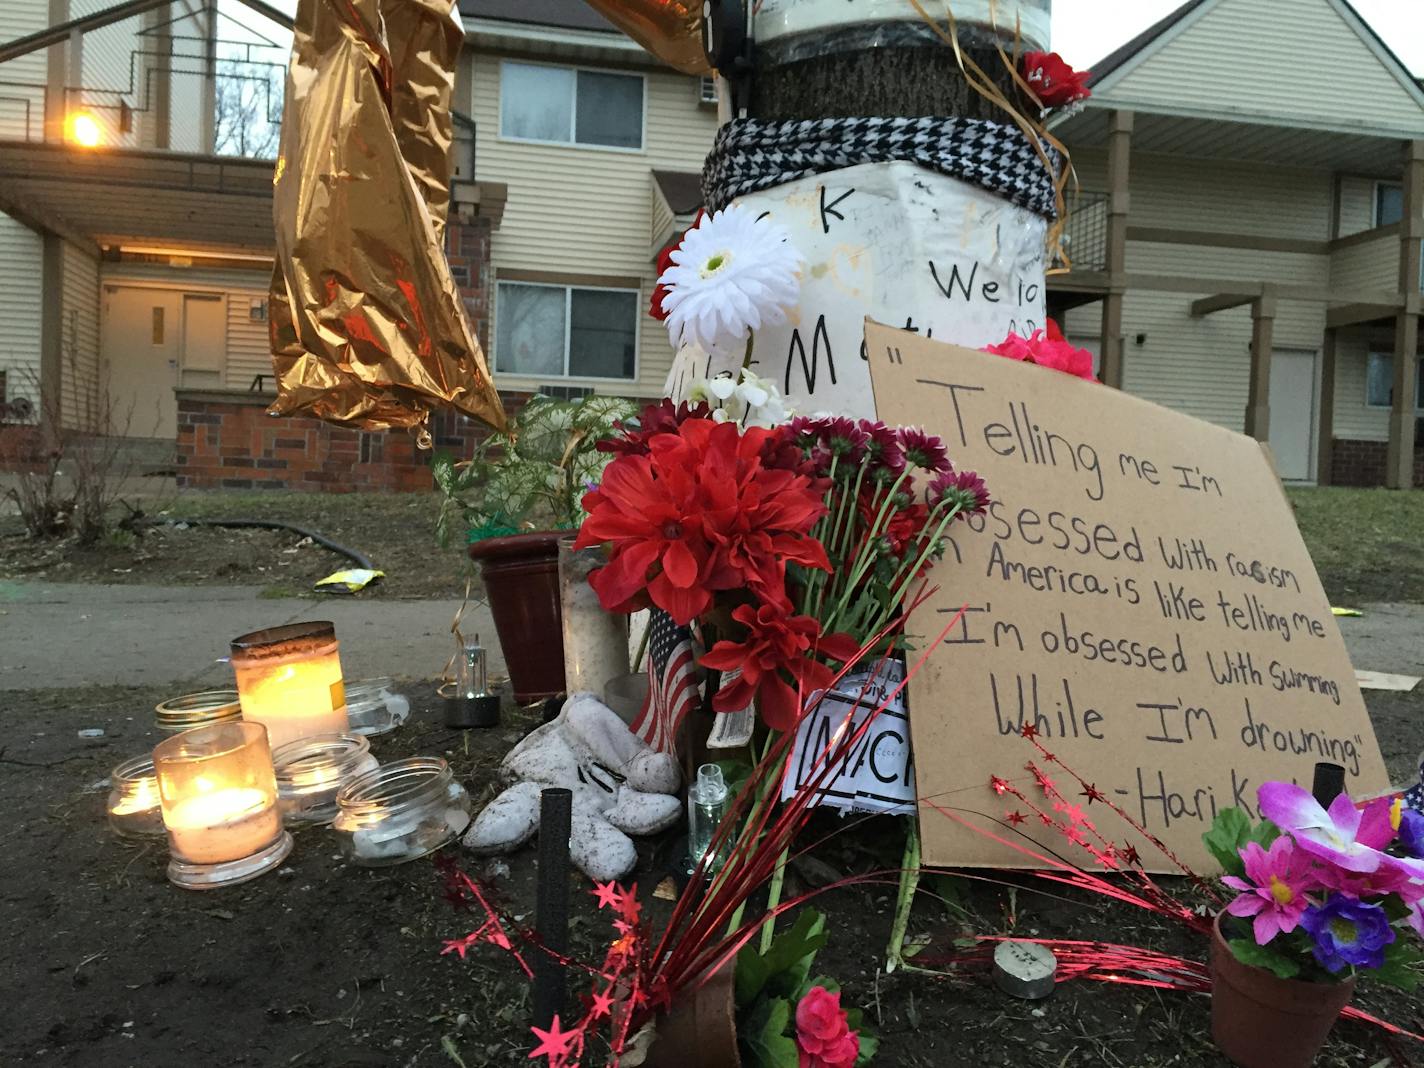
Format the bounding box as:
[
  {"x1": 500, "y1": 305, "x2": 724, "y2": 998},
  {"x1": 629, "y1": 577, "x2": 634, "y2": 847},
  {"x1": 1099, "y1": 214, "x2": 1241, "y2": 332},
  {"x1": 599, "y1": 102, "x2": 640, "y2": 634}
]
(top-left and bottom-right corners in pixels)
[{"x1": 631, "y1": 608, "x2": 701, "y2": 755}]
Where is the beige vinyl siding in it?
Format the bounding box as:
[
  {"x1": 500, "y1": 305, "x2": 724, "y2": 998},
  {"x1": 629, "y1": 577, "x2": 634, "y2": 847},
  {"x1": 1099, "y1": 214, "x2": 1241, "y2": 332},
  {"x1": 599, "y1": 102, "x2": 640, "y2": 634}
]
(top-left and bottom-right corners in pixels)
[
  {"x1": 1330, "y1": 232, "x2": 1400, "y2": 291},
  {"x1": 1332, "y1": 326, "x2": 1394, "y2": 441},
  {"x1": 59, "y1": 241, "x2": 101, "y2": 429},
  {"x1": 1336, "y1": 176, "x2": 1378, "y2": 237},
  {"x1": 0, "y1": 0, "x2": 47, "y2": 141},
  {"x1": 650, "y1": 176, "x2": 674, "y2": 253},
  {"x1": 0, "y1": 216, "x2": 43, "y2": 412},
  {"x1": 1098, "y1": 0, "x2": 1424, "y2": 135},
  {"x1": 470, "y1": 53, "x2": 717, "y2": 397},
  {"x1": 1128, "y1": 155, "x2": 1332, "y2": 239},
  {"x1": 100, "y1": 262, "x2": 274, "y2": 390},
  {"x1": 1062, "y1": 151, "x2": 1332, "y2": 433}
]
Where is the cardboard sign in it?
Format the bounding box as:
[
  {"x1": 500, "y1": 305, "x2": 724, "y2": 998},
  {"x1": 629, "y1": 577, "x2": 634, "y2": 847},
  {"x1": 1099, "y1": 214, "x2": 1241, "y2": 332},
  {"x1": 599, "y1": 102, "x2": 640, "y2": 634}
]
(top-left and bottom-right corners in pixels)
[
  {"x1": 665, "y1": 161, "x2": 1047, "y2": 417},
  {"x1": 782, "y1": 661, "x2": 916, "y2": 815},
  {"x1": 865, "y1": 320, "x2": 1388, "y2": 871}
]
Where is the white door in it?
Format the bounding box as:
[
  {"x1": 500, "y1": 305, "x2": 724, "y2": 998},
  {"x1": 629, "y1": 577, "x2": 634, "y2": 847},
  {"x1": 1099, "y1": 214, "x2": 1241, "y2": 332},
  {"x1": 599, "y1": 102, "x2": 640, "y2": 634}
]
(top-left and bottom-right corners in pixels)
[
  {"x1": 102, "y1": 286, "x2": 181, "y2": 438},
  {"x1": 1268, "y1": 348, "x2": 1318, "y2": 483}
]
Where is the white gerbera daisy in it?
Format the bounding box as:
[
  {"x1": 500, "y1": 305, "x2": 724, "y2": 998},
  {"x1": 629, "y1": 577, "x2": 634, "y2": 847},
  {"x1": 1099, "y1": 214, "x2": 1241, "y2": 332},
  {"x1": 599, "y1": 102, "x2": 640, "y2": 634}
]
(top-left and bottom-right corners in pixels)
[{"x1": 658, "y1": 205, "x2": 804, "y2": 358}]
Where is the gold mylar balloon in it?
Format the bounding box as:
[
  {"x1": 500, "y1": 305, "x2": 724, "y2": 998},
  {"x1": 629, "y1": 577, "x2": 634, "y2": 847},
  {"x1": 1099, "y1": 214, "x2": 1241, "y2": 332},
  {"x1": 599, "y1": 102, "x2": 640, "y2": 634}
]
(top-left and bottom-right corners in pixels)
[
  {"x1": 268, "y1": 0, "x2": 506, "y2": 435},
  {"x1": 582, "y1": 0, "x2": 709, "y2": 75}
]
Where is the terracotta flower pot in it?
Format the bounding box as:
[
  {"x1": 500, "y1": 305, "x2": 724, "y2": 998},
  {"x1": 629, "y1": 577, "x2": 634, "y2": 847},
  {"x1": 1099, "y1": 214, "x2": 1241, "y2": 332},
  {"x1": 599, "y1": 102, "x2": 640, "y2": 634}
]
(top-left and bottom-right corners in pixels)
[
  {"x1": 641, "y1": 967, "x2": 741, "y2": 1068},
  {"x1": 1209, "y1": 912, "x2": 1356, "y2": 1068},
  {"x1": 467, "y1": 531, "x2": 566, "y2": 703}
]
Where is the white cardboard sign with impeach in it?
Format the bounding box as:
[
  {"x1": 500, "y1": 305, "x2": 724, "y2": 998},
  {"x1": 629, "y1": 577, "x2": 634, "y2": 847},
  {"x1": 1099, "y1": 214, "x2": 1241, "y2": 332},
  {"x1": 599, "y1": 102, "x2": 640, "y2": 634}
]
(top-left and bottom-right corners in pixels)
[
  {"x1": 781, "y1": 661, "x2": 916, "y2": 815},
  {"x1": 865, "y1": 320, "x2": 1388, "y2": 872},
  {"x1": 664, "y1": 161, "x2": 1047, "y2": 418}
]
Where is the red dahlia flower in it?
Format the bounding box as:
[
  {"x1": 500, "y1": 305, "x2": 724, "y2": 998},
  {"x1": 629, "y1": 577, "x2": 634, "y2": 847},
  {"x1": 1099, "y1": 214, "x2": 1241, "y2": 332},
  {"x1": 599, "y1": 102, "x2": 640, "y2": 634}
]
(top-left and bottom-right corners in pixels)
[
  {"x1": 1022, "y1": 51, "x2": 1091, "y2": 108},
  {"x1": 577, "y1": 418, "x2": 831, "y2": 626},
  {"x1": 700, "y1": 604, "x2": 861, "y2": 732}
]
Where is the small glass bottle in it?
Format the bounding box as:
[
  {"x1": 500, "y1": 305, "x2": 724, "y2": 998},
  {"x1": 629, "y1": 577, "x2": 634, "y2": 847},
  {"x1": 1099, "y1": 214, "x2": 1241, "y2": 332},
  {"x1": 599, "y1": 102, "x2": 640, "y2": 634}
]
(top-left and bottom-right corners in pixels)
[{"x1": 687, "y1": 763, "x2": 729, "y2": 874}]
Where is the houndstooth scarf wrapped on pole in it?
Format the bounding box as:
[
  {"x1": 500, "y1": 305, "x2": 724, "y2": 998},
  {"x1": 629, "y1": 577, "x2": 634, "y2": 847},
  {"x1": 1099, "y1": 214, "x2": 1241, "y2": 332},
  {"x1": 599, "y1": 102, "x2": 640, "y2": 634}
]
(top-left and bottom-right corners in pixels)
[{"x1": 702, "y1": 115, "x2": 1062, "y2": 218}]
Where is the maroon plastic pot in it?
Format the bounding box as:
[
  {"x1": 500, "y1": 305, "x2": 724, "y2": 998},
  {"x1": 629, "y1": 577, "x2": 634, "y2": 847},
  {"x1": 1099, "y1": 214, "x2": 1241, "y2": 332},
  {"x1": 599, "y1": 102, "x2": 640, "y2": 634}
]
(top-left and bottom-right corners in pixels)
[
  {"x1": 1209, "y1": 911, "x2": 1355, "y2": 1068},
  {"x1": 468, "y1": 531, "x2": 566, "y2": 704}
]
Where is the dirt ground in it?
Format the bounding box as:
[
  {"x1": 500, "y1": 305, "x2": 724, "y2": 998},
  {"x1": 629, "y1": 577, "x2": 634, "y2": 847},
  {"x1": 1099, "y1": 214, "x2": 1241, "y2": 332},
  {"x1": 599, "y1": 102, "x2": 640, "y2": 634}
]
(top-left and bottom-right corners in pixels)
[
  {"x1": 5, "y1": 486, "x2": 1424, "y2": 1064},
  {"x1": 0, "y1": 490, "x2": 470, "y2": 600},
  {"x1": 6, "y1": 678, "x2": 1424, "y2": 1068}
]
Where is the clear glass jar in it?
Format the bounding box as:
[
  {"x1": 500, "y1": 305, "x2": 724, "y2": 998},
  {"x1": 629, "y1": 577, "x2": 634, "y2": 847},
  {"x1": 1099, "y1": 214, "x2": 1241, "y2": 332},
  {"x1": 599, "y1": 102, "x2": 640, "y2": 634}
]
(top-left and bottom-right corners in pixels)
[
  {"x1": 558, "y1": 535, "x2": 629, "y2": 696},
  {"x1": 332, "y1": 757, "x2": 471, "y2": 867},
  {"x1": 107, "y1": 754, "x2": 165, "y2": 838},
  {"x1": 153, "y1": 720, "x2": 292, "y2": 890},
  {"x1": 154, "y1": 690, "x2": 243, "y2": 734},
  {"x1": 343, "y1": 677, "x2": 411, "y2": 736},
  {"x1": 230, "y1": 621, "x2": 348, "y2": 753},
  {"x1": 272, "y1": 733, "x2": 379, "y2": 826}
]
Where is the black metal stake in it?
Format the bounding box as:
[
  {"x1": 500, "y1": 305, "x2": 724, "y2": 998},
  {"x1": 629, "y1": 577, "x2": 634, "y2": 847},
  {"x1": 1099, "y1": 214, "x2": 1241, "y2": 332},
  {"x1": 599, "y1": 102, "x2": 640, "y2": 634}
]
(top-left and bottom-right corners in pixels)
[
  {"x1": 1312, "y1": 762, "x2": 1346, "y2": 808},
  {"x1": 532, "y1": 787, "x2": 572, "y2": 1031}
]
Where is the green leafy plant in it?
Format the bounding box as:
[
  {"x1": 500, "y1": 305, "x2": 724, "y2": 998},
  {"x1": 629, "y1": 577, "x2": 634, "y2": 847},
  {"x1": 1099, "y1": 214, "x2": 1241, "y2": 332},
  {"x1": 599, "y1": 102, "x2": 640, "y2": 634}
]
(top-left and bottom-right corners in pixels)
[
  {"x1": 433, "y1": 393, "x2": 637, "y2": 545},
  {"x1": 735, "y1": 908, "x2": 878, "y2": 1067}
]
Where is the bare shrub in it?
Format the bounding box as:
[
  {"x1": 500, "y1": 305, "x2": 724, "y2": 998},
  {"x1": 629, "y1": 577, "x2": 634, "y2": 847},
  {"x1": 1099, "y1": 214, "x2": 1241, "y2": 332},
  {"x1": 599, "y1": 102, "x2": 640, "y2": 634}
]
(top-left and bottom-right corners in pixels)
[{"x1": 3, "y1": 344, "x2": 145, "y2": 545}]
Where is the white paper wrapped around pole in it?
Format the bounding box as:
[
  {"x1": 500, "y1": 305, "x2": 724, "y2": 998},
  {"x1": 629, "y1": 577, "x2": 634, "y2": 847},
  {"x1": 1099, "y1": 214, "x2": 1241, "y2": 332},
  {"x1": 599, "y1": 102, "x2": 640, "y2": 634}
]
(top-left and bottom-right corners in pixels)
[{"x1": 665, "y1": 160, "x2": 1048, "y2": 418}]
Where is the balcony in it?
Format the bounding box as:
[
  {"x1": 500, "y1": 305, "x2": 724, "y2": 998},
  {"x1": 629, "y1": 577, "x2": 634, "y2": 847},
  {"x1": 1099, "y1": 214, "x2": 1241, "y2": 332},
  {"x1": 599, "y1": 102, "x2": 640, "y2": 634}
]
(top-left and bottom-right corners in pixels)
[{"x1": 1056, "y1": 190, "x2": 1108, "y2": 274}]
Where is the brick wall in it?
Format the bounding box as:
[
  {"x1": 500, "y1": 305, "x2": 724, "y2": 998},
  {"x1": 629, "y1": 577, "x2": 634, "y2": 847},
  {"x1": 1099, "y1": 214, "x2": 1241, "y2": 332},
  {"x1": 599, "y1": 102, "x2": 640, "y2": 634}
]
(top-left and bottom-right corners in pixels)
[
  {"x1": 447, "y1": 216, "x2": 493, "y2": 350},
  {"x1": 174, "y1": 391, "x2": 531, "y2": 493},
  {"x1": 1330, "y1": 438, "x2": 1424, "y2": 487}
]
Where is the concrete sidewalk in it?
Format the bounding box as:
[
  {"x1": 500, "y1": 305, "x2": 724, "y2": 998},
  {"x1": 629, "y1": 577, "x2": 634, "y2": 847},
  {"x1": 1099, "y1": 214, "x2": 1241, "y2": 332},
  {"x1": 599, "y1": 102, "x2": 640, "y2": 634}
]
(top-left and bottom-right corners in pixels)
[{"x1": 0, "y1": 580, "x2": 500, "y2": 690}]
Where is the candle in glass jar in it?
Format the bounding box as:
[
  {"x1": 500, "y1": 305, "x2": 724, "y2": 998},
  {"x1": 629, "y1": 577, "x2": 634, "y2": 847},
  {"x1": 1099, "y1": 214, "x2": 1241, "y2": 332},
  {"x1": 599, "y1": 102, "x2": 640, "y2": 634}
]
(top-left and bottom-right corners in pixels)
[
  {"x1": 153, "y1": 720, "x2": 291, "y2": 889},
  {"x1": 165, "y1": 787, "x2": 282, "y2": 865},
  {"x1": 112, "y1": 776, "x2": 159, "y2": 815},
  {"x1": 107, "y1": 754, "x2": 166, "y2": 838},
  {"x1": 230, "y1": 622, "x2": 348, "y2": 752}
]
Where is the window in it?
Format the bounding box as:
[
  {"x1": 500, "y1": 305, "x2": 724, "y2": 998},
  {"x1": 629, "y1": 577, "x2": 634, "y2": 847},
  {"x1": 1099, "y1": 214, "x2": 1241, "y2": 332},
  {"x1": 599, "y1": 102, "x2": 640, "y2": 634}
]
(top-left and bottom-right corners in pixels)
[
  {"x1": 1365, "y1": 352, "x2": 1424, "y2": 409},
  {"x1": 1375, "y1": 183, "x2": 1405, "y2": 227},
  {"x1": 495, "y1": 282, "x2": 639, "y2": 380},
  {"x1": 699, "y1": 76, "x2": 718, "y2": 105},
  {"x1": 499, "y1": 62, "x2": 643, "y2": 150}
]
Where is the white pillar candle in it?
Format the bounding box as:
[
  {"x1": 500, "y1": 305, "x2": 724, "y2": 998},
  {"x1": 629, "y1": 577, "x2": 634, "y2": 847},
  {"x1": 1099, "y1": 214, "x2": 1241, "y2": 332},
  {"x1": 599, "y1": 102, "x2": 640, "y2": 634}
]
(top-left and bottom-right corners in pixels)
[{"x1": 231, "y1": 622, "x2": 348, "y2": 752}]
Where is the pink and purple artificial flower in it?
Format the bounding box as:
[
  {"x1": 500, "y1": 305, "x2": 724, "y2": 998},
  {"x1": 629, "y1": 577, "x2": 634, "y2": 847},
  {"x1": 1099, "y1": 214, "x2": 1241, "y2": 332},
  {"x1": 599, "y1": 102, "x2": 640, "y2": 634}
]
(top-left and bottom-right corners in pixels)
[{"x1": 1222, "y1": 836, "x2": 1316, "y2": 944}]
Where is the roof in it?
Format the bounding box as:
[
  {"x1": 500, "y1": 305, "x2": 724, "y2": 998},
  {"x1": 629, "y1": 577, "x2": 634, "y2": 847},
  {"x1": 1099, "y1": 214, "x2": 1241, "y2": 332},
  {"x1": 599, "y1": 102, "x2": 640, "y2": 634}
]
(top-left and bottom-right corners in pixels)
[
  {"x1": 652, "y1": 170, "x2": 702, "y2": 215},
  {"x1": 1085, "y1": 0, "x2": 1208, "y2": 86},
  {"x1": 1087, "y1": 0, "x2": 1417, "y2": 94},
  {"x1": 457, "y1": 0, "x2": 617, "y2": 34}
]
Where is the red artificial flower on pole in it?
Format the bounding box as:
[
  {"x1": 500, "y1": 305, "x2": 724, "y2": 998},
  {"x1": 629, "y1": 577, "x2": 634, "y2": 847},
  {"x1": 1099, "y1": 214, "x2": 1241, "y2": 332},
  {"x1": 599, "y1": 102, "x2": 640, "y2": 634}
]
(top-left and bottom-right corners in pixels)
[
  {"x1": 699, "y1": 603, "x2": 860, "y2": 732},
  {"x1": 1022, "y1": 50, "x2": 1091, "y2": 108},
  {"x1": 985, "y1": 318, "x2": 1097, "y2": 381}
]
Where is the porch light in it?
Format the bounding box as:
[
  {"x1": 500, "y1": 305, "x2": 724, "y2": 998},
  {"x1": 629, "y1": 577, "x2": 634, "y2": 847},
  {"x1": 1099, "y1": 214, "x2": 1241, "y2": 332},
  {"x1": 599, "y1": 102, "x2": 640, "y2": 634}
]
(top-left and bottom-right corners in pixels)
[{"x1": 66, "y1": 110, "x2": 102, "y2": 147}]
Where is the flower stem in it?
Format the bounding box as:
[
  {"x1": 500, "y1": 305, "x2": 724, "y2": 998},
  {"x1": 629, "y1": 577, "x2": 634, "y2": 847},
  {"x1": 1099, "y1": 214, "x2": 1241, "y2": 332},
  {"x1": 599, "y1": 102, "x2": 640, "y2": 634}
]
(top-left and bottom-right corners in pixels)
[
  {"x1": 759, "y1": 846, "x2": 790, "y2": 953},
  {"x1": 886, "y1": 815, "x2": 921, "y2": 973}
]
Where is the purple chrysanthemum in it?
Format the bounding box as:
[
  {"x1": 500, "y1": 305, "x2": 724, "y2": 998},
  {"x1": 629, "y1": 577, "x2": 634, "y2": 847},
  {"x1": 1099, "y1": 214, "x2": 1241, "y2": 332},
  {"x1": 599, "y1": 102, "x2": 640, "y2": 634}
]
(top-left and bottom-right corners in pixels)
[
  {"x1": 898, "y1": 427, "x2": 950, "y2": 474},
  {"x1": 857, "y1": 420, "x2": 905, "y2": 473},
  {"x1": 929, "y1": 468, "x2": 990, "y2": 516}
]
